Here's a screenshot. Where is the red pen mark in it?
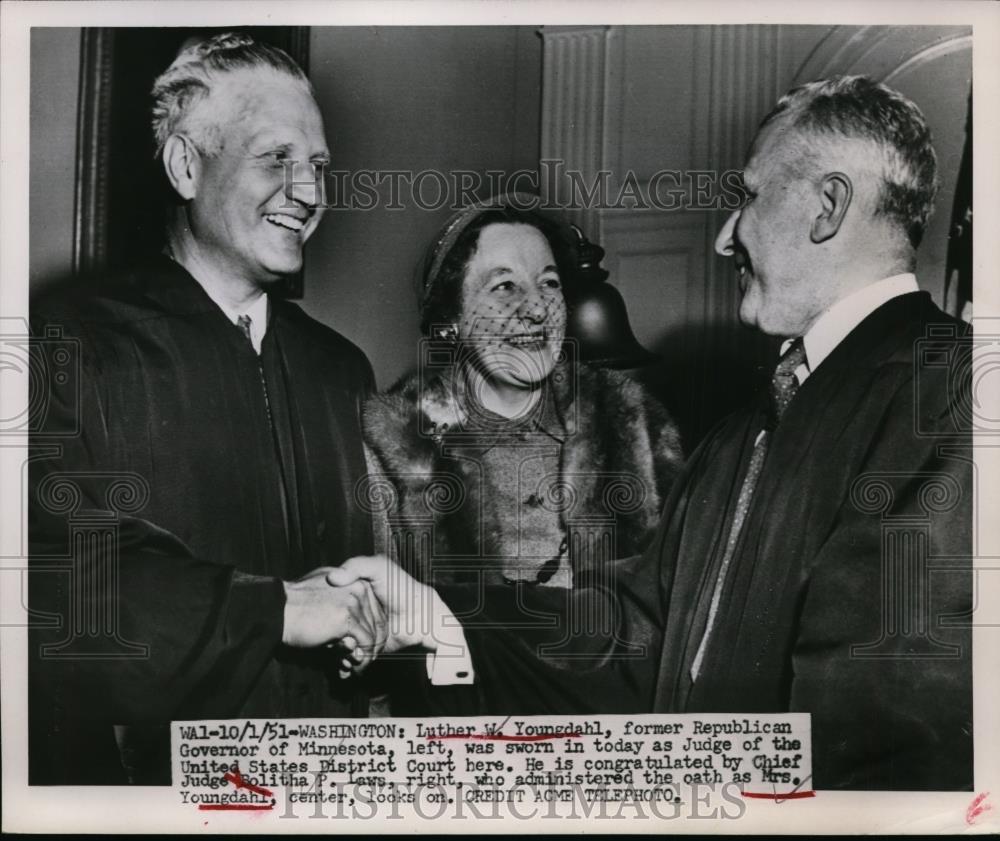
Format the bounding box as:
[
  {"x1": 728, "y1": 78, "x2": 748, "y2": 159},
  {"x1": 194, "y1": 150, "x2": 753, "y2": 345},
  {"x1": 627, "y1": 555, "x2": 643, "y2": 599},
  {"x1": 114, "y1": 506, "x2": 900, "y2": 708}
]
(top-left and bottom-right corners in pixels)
[
  {"x1": 195, "y1": 764, "x2": 275, "y2": 812},
  {"x1": 742, "y1": 790, "x2": 816, "y2": 800},
  {"x1": 198, "y1": 804, "x2": 275, "y2": 812},
  {"x1": 222, "y1": 767, "x2": 273, "y2": 798},
  {"x1": 966, "y1": 791, "x2": 992, "y2": 825},
  {"x1": 742, "y1": 774, "x2": 814, "y2": 803},
  {"x1": 427, "y1": 732, "x2": 581, "y2": 742}
]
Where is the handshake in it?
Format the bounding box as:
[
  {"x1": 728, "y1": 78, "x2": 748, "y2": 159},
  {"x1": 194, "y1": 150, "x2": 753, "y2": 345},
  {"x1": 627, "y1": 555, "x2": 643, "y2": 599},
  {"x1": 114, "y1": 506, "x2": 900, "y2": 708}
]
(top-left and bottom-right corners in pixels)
[{"x1": 281, "y1": 556, "x2": 450, "y2": 678}]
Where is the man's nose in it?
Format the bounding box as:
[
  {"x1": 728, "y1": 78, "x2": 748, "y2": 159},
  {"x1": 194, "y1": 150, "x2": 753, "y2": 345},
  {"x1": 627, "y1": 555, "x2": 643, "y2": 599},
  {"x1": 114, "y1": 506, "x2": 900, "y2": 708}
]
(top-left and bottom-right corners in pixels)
[
  {"x1": 714, "y1": 209, "x2": 740, "y2": 256},
  {"x1": 285, "y1": 159, "x2": 325, "y2": 209}
]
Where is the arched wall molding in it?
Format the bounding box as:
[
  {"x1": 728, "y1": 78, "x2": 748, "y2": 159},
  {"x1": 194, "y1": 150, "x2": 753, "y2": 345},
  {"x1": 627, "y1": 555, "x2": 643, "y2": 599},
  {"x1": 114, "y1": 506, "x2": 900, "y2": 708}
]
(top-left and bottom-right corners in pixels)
[
  {"x1": 793, "y1": 25, "x2": 972, "y2": 83},
  {"x1": 884, "y1": 35, "x2": 972, "y2": 84}
]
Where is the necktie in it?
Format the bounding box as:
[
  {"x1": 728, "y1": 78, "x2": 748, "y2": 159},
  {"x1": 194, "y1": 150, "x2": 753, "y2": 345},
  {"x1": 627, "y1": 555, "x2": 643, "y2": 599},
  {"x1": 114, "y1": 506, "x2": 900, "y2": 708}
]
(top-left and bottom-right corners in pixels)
[
  {"x1": 237, "y1": 314, "x2": 254, "y2": 350},
  {"x1": 689, "y1": 338, "x2": 807, "y2": 682}
]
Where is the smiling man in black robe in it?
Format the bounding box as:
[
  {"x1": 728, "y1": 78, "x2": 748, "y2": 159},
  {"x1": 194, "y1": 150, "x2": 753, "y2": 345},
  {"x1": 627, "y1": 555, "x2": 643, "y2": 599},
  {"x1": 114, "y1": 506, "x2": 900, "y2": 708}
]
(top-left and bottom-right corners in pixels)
[
  {"x1": 334, "y1": 75, "x2": 973, "y2": 791},
  {"x1": 29, "y1": 33, "x2": 383, "y2": 784}
]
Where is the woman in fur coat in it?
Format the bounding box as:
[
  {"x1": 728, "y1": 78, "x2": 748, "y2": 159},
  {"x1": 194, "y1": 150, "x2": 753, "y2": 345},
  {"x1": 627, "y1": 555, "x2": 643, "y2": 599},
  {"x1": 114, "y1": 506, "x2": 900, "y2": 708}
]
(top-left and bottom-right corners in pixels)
[
  {"x1": 364, "y1": 196, "x2": 682, "y2": 587},
  {"x1": 359, "y1": 196, "x2": 682, "y2": 710}
]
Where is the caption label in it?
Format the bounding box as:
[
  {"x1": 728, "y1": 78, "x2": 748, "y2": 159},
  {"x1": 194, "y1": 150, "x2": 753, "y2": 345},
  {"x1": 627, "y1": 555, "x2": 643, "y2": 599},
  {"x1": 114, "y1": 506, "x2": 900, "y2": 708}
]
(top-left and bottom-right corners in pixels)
[{"x1": 172, "y1": 714, "x2": 811, "y2": 821}]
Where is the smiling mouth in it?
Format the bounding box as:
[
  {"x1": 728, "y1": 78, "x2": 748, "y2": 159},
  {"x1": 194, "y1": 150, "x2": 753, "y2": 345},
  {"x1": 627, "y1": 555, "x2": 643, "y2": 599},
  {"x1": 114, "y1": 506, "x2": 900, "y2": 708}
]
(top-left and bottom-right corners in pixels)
[
  {"x1": 505, "y1": 332, "x2": 548, "y2": 348},
  {"x1": 265, "y1": 212, "x2": 307, "y2": 233}
]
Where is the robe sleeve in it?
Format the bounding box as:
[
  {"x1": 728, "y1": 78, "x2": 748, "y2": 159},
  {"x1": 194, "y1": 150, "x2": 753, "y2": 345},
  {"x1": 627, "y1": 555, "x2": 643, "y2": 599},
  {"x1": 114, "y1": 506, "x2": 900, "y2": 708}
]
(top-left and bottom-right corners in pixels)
[
  {"x1": 28, "y1": 330, "x2": 286, "y2": 728},
  {"x1": 788, "y1": 373, "x2": 973, "y2": 791}
]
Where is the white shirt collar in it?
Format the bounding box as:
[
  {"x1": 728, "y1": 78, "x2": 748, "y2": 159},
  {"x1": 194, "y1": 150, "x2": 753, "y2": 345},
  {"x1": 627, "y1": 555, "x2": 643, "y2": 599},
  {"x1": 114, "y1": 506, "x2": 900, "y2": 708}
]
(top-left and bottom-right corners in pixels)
[
  {"x1": 199, "y1": 287, "x2": 270, "y2": 355},
  {"x1": 781, "y1": 273, "x2": 919, "y2": 383}
]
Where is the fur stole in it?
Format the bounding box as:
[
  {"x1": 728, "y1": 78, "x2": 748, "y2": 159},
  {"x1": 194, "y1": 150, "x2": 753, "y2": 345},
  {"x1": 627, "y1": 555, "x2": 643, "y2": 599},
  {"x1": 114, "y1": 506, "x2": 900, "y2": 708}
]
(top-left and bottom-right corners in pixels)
[{"x1": 362, "y1": 363, "x2": 683, "y2": 583}]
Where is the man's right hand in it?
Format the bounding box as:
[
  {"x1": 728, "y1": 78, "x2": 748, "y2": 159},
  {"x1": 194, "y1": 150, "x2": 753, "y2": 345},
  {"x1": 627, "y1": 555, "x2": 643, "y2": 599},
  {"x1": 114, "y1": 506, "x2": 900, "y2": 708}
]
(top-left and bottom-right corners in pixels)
[
  {"x1": 281, "y1": 567, "x2": 385, "y2": 655},
  {"x1": 326, "y1": 555, "x2": 445, "y2": 654}
]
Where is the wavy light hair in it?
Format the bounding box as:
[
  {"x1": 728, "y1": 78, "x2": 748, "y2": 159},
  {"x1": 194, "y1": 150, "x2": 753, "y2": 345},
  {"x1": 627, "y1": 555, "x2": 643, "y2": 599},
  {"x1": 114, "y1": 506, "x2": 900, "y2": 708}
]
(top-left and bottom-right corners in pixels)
[{"x1": 150, "y1": 31, "x2": 313, "y2": 159}]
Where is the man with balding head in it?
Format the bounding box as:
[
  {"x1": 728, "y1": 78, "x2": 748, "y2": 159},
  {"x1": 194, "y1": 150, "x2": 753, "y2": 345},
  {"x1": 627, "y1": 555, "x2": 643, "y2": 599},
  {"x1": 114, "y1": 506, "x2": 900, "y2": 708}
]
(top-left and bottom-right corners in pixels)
[
  {"x1": 30, "y1": 33, "x2": 381, "y2": 784},
  {"x1": 336, "y1": 76, "x2": 972, "y2": 791}
]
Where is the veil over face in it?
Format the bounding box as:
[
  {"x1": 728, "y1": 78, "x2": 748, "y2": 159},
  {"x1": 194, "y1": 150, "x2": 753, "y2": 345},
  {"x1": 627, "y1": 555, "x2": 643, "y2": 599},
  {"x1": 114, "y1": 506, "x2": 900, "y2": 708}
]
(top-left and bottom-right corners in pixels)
[{"x1": 457, "y1": 222, "x2": 567, "y2": 394}]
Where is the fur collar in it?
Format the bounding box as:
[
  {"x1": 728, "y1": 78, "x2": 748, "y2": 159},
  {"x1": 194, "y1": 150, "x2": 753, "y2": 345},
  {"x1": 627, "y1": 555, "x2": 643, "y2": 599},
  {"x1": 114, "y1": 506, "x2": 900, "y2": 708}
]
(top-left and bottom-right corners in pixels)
[{"x1": 363, "y1": 362, "x2": 683, "y2": 575}]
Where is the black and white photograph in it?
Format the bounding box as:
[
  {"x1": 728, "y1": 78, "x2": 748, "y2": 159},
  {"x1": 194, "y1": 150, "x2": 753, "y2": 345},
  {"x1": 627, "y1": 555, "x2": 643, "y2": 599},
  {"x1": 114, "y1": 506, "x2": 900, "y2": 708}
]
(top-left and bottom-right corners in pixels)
[{"x1": 2, "y1": 0, "x2": 998, "y2": 833}]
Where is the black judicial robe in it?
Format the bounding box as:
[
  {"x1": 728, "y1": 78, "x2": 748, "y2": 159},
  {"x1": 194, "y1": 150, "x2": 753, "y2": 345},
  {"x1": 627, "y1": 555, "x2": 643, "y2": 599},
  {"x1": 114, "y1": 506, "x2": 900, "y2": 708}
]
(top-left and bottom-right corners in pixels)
[
  {"x1": 433, "y1": 292, "x2": 972, "y2": 791},
  {"x1": 28, "y1": 256, "x2": 375, "y2": 784}
]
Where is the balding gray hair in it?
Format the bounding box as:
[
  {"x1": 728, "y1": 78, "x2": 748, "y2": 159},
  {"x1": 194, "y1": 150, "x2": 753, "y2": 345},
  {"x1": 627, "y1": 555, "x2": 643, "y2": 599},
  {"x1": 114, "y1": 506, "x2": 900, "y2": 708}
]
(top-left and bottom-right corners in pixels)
[{"x1": 761, "y1": 75, "x2": 938, "y2": 249}]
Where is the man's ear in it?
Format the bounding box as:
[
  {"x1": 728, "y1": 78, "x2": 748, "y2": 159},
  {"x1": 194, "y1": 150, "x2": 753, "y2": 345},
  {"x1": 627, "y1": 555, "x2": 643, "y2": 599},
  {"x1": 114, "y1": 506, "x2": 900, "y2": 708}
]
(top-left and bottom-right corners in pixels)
[
  {"x1": 161, "y1": 134, "x2": 201, "y2": 201},
  {"x1": 811, "y1": 172, "x2": 852, "y2": 243}
]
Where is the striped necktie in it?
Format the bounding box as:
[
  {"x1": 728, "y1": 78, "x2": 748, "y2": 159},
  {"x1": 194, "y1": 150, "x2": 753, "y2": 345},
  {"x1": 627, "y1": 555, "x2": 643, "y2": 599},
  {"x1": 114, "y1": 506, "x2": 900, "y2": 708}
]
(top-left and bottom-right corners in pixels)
[
  {"x1": 689, "y1": 338, "x2": 807, "y2": 682},
  {"x1": 237, "y1": 314, "x2": 254, "y2": 349}
]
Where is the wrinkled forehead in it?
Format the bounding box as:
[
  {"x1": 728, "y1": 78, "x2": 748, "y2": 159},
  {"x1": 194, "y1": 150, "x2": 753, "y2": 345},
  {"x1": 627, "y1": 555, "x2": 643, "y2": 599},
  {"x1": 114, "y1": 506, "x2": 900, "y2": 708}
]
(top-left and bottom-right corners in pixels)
[{"x1": 205, "y1": 68, "x2": 324, "y2": 146}]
